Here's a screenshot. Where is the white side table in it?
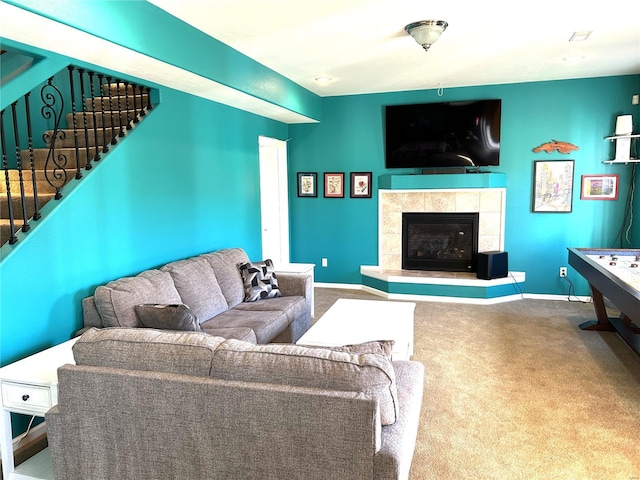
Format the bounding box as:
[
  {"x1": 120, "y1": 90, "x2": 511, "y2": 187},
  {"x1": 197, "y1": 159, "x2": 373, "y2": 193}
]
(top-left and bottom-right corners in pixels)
[
  {"x1": 0, "y1": 338, "x2": 77, "y2": 480},
  {"x1": 275, "y1": 263, "x2": 315, "y2": 317}
]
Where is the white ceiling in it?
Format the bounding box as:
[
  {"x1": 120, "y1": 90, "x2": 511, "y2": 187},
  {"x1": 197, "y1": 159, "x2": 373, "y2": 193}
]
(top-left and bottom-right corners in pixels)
[
  {"x1": 148, "y1": 0, "x2": 640, "y2": 97},
  {"x1": 2, "y1": 1, "x2": 639, "y2": 123}
]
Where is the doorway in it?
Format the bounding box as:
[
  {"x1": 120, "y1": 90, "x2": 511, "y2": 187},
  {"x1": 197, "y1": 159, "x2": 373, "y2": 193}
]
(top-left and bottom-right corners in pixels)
[{"x1": 258, "y1": 135, "x2": 289, "y2": 264}]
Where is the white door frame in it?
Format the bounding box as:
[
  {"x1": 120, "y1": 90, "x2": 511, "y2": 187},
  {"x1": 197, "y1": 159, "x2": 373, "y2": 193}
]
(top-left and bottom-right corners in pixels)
[{"x1": 258, "y1": 135, "x2": 290, "y2": 264}]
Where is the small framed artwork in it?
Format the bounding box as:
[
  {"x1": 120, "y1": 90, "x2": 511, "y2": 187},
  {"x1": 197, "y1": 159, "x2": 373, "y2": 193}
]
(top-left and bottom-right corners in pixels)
[
  {"x1": 350, "y1": 172, "x2": 372, "y2": 198},
  {"x1": 297, "y1": 172, "x2": 317, "y2": 197},
  {"x1": 580, "y1": 174, "x2": 619, "y2": 200},
  {"x1": 532, "y1": 160, "x2": 574, "y2": 213},
  {"x1": 324, "y1": 172, "x2": 344, "y2": 198}
]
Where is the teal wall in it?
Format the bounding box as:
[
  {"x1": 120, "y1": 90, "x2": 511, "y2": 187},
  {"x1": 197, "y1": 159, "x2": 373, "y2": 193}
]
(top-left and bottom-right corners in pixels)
[{"x1": 288, "y1": 76, "x2": 640, "y2": 295}]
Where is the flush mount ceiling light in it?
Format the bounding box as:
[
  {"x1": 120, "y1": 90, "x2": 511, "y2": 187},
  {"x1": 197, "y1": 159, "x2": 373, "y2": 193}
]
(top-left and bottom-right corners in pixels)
[
  {"x1": 405, "y1": 20, "x2": 448, "y2": 51},
  {"x1": 569, "y1": 31, "x2": 592, "y2": 42}
]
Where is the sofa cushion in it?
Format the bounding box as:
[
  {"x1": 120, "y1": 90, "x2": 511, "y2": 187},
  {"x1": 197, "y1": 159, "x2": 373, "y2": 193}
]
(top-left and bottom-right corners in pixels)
[
  {"x1": 161, "y1": 256, "x2": 228, "y2": 322},
  {"x1": 210, "y1": 339, "x2": 399, "y2": 425},
  {"x1": 73, "y1": 327, "x2": 224, "y2": 377},
  {"x1": 232, "y1": 295, "x2": 306, "y2": 326},
  {"x1": 238, "y1": 259, "x2": 282, "y2": 302},
  {"x1": 204, "y1": 309, "x2": 288, "y2": 344},
  {"x1": 198, "y1": 325, "x2": 257, "y2": 343},
  {"x1": 200, "y1": 248, "x2": 250, "y2": 309},
  {"x1": 135, "y1": 304, "x2": 203, "y2": 332},
  {"x1": 94, "y1": 270, "x2": 182, "y2": 328}
]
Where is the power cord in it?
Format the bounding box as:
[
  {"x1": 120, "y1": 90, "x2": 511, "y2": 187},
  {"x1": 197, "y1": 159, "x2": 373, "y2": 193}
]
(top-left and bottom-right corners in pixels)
[
  {"x1": 562, "y1": 275, "x2": 591, "y2": 303},
  {"x1": 508, "y1": 271, "x2": 525, "y2": 299},
  {"x1": 12, "y1": 415, "x2": 36, "y2": 447}
]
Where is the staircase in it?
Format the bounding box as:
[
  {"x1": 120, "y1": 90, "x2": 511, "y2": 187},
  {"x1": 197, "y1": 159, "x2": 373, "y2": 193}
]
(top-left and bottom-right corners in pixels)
[{"x1": 1, "y1": 75, "x2": 152, "y2": 247}]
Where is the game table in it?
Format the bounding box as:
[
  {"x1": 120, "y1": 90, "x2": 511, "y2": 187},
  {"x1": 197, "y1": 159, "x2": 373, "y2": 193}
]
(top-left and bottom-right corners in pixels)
[{"x1": 568, "y1": 248, "x2": 640, "y2": 356}]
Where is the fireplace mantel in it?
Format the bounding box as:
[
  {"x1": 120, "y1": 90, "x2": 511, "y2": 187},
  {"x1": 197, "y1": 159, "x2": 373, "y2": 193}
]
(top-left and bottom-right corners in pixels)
[{"x1": 379, "y1": 172, "x2": 507, "y2": 190}]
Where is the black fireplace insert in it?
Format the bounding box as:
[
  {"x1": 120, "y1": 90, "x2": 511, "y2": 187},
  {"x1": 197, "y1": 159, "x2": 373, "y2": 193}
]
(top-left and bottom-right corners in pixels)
[{"x1": 402, "y1": 212, "x2": 479, "y2": 272}]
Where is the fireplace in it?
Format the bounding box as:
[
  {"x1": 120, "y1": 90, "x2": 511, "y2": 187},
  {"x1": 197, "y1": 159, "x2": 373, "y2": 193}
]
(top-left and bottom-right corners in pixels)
[{"x1": 402, "y1": 212, "x2": 479, "y2": 272}]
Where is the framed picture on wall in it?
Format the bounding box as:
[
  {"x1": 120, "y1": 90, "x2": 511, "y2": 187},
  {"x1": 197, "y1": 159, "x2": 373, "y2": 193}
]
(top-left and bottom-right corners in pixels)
[
  {"x1": 580, "y1": 174, "x2": 619, "y2": 200},
  {"x1": 297, "y1": 172, "x2": 317, "y2": 197},
  {"x1": 532, "y1": 160, "x2": 574, "y2": 213},
  {"x1": 324, "y1": 172, "x2": 344, "y2": 198},
  {"x1": 350, "y1": 172, "x2": 372, "y2": 198}
]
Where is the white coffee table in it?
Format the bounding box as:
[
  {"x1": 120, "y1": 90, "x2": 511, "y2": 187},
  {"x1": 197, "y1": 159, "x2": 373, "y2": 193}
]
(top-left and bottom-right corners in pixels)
[{"x1": 296, "y1": 298, "x2": 415, "y2": 360}]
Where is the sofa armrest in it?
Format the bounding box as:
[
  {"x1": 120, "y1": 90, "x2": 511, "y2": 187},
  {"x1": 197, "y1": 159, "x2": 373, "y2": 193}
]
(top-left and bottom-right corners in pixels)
[
  {"x1": 375, "y1": 360, "x2": 425, "y2": 480},
  {"x1": 277, "y1": 273, "x2": 311, "y2": 299},
  {"x1": 81, "y1": 296, "x2": 103, "y2": 330}
]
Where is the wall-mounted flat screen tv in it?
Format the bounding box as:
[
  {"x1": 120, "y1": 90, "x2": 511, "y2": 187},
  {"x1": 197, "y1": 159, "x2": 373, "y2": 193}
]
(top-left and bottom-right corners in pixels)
[{"x1": 385, "y1": 99, "x2": 501, "y2": 169}]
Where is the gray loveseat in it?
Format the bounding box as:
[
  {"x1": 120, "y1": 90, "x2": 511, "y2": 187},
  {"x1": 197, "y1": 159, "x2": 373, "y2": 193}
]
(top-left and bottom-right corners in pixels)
[
  {"x1": 46, "y1": 327, "x2": 425, "y2": 480},
  {"x1": 80, "y1": 248, "x2": 312, "y2": 343}
]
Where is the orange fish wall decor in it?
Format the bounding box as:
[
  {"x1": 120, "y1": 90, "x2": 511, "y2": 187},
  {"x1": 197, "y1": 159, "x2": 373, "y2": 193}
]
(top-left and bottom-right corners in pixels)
[{"x1": 532, "y1": 140, "x2": 579, "y2": 154}]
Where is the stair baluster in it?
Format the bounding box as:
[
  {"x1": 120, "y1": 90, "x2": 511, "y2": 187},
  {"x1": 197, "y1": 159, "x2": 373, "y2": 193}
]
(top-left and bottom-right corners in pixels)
[
  {"x1": 116, "y1": 81, "x2": 125, "y2": 138},
  {"x1": 66, "y1": 67, "x2": 82, "y2": 180},
  {"x1": 41, "y1": 76, "x2": 67, "y2": 199},
  {"x1": 132, "y1": 84, "x2": 140, "y2": 125},
  {"x1": 107, "y1": 76, "x2": 117, "y2": 146},
  {"x1": 10, "y1": 102, "x2": 30, "y2": 233},
  {"x1": 97, "y1": 74, "x2": 109, "y2": 153},
  {"x1": 1, "y1": 111, "x2": 18, "y2": 244},
  {"x1": 88, "y1": 72, "x2": 100, "y2": 162},
  {"x1": 124, "y1": 81, "x2": 132, "y2": 131},
  {"x1": 77, "y1": 69, "x2": 92, "y2": 172},
  {"x1": 23, "y1": 92, "x2": 41, "y2": 221}
]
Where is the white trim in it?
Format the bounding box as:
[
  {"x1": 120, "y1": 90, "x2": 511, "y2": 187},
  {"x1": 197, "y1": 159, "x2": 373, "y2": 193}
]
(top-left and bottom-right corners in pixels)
[
  {"x1": 361, "y1": 285, "x2": 524, "y2": 304},
  {"x1": 361, "y1": 266, "x2": 525, "y2": 287},
  {"x1": 522, "y1": 293, "x2": 592, "y2": 303},
  {"x1": 315, "y1": 282, "x2": 364, "y2": 290}
]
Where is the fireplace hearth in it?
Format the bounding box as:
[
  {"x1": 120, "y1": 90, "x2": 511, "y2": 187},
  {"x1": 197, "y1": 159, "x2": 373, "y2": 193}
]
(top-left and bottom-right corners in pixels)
[{"x1": 402, "y1": 212, "x2": 479, "y2": 272}]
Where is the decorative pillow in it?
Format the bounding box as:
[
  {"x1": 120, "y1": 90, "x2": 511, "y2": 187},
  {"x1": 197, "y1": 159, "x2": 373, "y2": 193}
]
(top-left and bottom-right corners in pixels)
[
  {"x1": 135, "y1": 304, "x2": 202, "y2": 332},
  {"x1": 331, "y1": 340, "x2": 395, "y2": 359},
  {"x1": 238, "y1": 259, "x2": 282, "y2": 302},
  {"x1": 211, "y1": 339, "x2": 399, "y2": 425}
]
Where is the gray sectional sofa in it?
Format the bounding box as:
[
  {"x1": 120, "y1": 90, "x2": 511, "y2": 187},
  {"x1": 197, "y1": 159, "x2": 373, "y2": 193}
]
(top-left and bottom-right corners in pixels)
[
  {"x1": 46, "y1": 327, "x2": 425, "y2": 480},
  {"x1": 79, "y1": 248, "x2": 312, "y2": 343}
]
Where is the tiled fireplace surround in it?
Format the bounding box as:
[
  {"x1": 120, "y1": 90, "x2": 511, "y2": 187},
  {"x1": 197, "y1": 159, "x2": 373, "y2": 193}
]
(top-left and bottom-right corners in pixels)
[
  {"x1": 361, "y1": 173, "x2": 525, "y2": 302},
  {"x1": 378, "y1": 188, "x2": 505, "y2": 272}
]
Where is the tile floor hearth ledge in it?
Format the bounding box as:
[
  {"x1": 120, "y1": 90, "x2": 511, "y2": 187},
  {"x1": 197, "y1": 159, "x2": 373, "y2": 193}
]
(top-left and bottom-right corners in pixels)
[{"x1": 360, "y1": 266, "x2": 526, "y2": 304}]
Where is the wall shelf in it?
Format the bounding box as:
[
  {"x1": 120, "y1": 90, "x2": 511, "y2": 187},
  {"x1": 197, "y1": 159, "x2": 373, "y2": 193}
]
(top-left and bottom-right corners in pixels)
[
  {"x1": 603, "y1": 133, "x2": 638, "y2": 164},
  {"x1": 604, "y1": 134, "x2": 640, "y2": 140}
]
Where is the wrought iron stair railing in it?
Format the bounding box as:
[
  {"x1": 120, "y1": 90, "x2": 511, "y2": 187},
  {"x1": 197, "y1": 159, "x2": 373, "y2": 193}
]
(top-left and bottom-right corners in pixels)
[{"x1": 1, "y1": 65, "x2": 154, "y2": 247}]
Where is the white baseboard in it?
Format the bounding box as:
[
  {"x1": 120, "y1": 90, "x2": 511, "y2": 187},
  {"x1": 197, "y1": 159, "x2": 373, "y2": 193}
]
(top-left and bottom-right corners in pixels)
[{"x1": 315, "y1": 282, "x2": 364, "y2": 290}]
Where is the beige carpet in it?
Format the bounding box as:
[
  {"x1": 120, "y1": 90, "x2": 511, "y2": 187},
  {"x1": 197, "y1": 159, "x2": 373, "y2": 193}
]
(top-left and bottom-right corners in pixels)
[{"x1": 314, "y1": 288, "x2": 640, "y2": 480}]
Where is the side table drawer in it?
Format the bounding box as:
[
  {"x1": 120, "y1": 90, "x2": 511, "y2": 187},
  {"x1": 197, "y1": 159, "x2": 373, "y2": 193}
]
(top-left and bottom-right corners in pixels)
[{"x1": 1, "y1": 381, "x2": 53, "y2": 411}]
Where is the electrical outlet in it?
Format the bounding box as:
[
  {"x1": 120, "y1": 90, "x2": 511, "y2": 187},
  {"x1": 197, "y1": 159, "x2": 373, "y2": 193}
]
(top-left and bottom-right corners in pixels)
[
  {"x1": 559, "y1": 267, "x2": 567, "y2": 278},
  {"x1": 321, "y1": 258, "x2": 328, "y2": 267},
  {"x1": 633, "y1": 94, "x2": 639, "y2": 105}
]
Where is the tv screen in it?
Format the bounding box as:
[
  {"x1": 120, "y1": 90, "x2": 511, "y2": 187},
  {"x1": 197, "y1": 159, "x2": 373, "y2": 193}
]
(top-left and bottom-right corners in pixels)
[{"x1": 385, "y1": 99, "x2": 501, "y2": 169}]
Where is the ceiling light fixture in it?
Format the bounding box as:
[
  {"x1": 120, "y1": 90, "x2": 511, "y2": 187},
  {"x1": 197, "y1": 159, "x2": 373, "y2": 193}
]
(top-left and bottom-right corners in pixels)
[
  {"x1": 314, "y1": 76, "x2": 333, "y2": 84},
  {"x1": 569, "y1": 31, "x2": 592, "y2": 42},
  {"x1": 405, "y1": 20, "x2": 448, "y2": 51}
]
